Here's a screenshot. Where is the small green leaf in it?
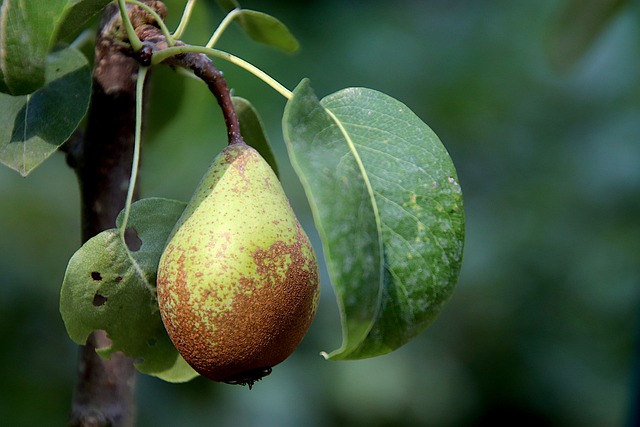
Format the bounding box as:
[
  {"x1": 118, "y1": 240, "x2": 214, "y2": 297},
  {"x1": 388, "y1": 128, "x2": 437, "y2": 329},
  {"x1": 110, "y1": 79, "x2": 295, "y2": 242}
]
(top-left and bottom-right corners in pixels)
[
  {"x1": 0, "y1": 46, "x2": 91, "y2": 176},
  {"x1": 232, "y1": 96, "x2": 279, "y2": 177},
  {"x1": 235, "y1": 10, "x2": 299, "y2": 53},
  {"x1": 283, "y1": 79, "x2": 465, "y2": 360},
  {"x1": 56, "y1": 0, "x2": 113, "y2": 42},
  {"x1": 60, "y1": 198, "x2": 199, "y2": 383},
  {"x1": 0, "y1": 0, "x2": 67, "y2": 95}
]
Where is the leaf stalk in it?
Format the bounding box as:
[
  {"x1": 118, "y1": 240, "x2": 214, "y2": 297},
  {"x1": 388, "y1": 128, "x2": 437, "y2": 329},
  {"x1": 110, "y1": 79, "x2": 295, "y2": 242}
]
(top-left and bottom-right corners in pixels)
[
  {"x1": 120, "y1": 65, "x2": 148, "y2": 237},
  {"x1": 173, "y1": 0, "x2": 197, "y2": 39},
  {"x1": 117, "y1": 0, "x2": 143, "y2": 51},
  {"x1": 152, "y1": 45, "x2": 292, "y2": 99},
  {"x1": 206, "y1": 8, "x2": 242, "y2": 48}
]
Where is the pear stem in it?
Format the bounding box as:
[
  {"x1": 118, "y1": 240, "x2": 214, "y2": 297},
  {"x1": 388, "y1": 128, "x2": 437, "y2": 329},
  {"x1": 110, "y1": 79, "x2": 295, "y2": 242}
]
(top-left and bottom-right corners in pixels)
[
  {"x1": 174, "y1": 53, "x2": 243, "y2": 145},
  {"x1": 134, "y1": 25, "x2": 243, "y2": 145}
]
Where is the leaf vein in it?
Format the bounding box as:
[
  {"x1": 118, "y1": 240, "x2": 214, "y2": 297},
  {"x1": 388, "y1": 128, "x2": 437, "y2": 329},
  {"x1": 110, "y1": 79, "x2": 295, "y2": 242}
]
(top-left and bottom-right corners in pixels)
[{"x1": 323, "y1": 104, "x2": 386, "y2": 337}]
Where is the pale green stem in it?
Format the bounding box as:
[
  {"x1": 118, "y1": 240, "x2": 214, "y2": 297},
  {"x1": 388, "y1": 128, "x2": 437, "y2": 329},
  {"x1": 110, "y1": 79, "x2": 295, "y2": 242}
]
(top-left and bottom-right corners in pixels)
[
  {"x1": 206, "y1": 8, "x2": 241, "y2": 48},
  {"x1": 125, "y1": 0, "x2": 175, "y2": 46},
  {"x1": 173, "y1": 0, "x2": 197, "y2": 40},
  {"x1": 151, "y1": 45, "x2": 293, "y2": 99},
  {"x1": 117, "y1": 0, "x2": 142, "y2": 51},
  {"x1": 120, "y1": 66, "x2": 148, "y2": 238}
]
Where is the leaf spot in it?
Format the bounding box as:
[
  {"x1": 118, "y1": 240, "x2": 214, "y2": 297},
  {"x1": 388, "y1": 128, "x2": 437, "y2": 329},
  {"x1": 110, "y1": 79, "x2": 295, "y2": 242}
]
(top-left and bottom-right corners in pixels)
[
  {"x1": 125, "y1": 227, "x2": 142, "y2": 252},
  {"x1": 92, "y1": 293, "x2": 108, "y2": 306},
  {"x1": 91, "y1": 271, "x2": 102, "y2": 281}
]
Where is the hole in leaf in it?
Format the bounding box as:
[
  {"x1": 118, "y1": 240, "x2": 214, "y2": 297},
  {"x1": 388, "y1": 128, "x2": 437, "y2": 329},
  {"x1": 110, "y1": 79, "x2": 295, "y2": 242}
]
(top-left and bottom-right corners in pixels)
[
  {"x1": 91, "y1": 271, "x2": 102, "y2": 281},
  {"x1": 92, "y1": 293, "x2": 108, "y2": 306},
  {"x1": 125, "y1": 227, "x2": 142, "y2": 252}
]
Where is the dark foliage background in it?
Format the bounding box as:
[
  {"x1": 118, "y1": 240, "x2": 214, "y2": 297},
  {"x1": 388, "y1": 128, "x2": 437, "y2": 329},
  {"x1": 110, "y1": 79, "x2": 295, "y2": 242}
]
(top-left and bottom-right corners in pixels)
[{"x1": 1, "y1": 0, "x2": 638, "y2": 425}]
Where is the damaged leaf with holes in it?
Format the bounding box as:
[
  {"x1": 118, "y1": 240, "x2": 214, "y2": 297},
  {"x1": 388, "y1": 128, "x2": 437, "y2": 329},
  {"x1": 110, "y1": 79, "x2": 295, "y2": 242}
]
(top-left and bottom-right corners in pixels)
[{"x1": 59, "y1": 198, "x2": 198, "y2": 383}]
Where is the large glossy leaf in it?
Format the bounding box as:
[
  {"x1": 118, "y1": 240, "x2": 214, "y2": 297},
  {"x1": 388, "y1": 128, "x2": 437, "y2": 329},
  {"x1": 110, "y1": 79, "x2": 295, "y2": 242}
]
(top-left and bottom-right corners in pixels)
[
  {"x1": 60, "y1": 198, "x2": 199, "y2": 383},
  {"x1": 232, "y1": 95, "x2": 279, "y2": 177},
  {"x1": 0, "y1": 0, "x2": 67, "y2": 95},
  {"x1": 283, "y1": 79, "x2": 465, "y2": 360},
  {"x1": 0, "y1": 46, "x2": 91, "y2": 176},
  {"x1": 0, "y1": 0, "x2": 111, "y2": 94}
]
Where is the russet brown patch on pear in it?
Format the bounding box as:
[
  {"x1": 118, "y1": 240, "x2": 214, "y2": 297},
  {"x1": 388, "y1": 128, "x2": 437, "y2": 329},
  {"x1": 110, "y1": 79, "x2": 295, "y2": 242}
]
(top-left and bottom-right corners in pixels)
[{"x1": 156, "y1": 143, "x2": 319, "y2": 387}]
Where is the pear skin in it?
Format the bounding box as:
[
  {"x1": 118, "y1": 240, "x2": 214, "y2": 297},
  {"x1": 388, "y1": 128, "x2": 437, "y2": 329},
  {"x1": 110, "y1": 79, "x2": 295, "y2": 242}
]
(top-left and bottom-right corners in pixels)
[{"x1": 157, "y1": 142, "x2": 319, "y2": 386}]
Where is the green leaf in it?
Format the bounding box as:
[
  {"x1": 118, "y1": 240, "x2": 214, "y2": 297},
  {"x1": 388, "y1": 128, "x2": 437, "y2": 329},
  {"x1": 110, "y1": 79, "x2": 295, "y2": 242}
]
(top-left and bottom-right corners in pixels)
[
  {"x1": 0, "y1": 0, "x2": 68, "y2": 95},
  {"x1": 283, "y1": 79, "x2": 465, "y2": 360},
  {"x1": 235, "y1": 10, "x2": 299, "y2": 53},
  {"x1": 0, "y1": 0, "x2": 107, "y2": 92},
  {"x1": 547, "y1": 0, "x2": 628, "y2": 71},
  {"x1": 212, "y1": 2, "x2": 298, "y2": 52},
  {"x1": 60, "y1": 198, "x2": 199, "y2": 383},
  {"x1": 232, "y1": 95, "x2": 279, "y2": 177},
  {"x1": 56, "y1": 0, "x2": 113, "y2": 42},
  {"x1": 0, "y1": 46, "x2": 91, "y2": 176}
]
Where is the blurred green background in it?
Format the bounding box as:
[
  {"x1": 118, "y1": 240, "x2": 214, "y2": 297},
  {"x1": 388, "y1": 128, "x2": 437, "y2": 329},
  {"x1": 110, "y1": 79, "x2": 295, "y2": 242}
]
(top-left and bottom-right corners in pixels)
[{"x1": 1, "y1": 0, "x2": 639, "y2": 425}]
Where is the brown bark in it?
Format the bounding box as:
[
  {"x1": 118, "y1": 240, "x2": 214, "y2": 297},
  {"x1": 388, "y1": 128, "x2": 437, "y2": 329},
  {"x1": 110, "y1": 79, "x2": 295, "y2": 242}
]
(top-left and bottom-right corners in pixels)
[
  {"x1": 64, "y1": 3, "x2": 165, "y2": 426},
  {"x1": 63, "y1": 2, "x2": 238, "y2": 424}
]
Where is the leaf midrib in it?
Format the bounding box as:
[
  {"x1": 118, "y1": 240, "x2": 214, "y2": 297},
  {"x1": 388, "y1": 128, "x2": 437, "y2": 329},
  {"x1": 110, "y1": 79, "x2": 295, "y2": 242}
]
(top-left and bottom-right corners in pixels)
[{"x1": 323, "y1": 104, "x2": 385, "y2": 348}]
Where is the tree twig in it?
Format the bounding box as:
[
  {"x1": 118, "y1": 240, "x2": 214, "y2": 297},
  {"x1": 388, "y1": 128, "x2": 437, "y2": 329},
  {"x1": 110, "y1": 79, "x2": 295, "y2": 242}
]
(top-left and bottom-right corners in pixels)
[
  {"x1": 65, "y1": 2, "x2": 166, "y2": 426},
  {"x1": 64, "y1": 2, "x2": 241, "y2": 425}
]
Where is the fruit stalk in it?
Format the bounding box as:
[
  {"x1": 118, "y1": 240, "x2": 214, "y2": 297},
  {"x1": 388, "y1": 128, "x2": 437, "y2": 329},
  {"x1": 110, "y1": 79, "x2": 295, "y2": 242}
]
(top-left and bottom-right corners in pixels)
[
  {"x1": 135, "y1": 24, "x2": 243, "y2": 145},
  {"x1": 174, "y1": 52, "x2": 243, "y2": 145}
]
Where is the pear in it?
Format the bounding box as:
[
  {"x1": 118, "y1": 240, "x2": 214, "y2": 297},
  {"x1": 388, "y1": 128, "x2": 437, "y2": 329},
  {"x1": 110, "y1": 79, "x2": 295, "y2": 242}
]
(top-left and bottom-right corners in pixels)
[{"x1": 156, "y1": 142, "x2": 319, "y2": 387}]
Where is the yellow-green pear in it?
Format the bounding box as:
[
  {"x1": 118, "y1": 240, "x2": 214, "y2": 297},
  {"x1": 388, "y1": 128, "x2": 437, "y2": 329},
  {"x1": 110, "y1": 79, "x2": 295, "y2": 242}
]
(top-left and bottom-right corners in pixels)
[{"x1": 157, "y1": 142, "x2": 319, "y2": 387}]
